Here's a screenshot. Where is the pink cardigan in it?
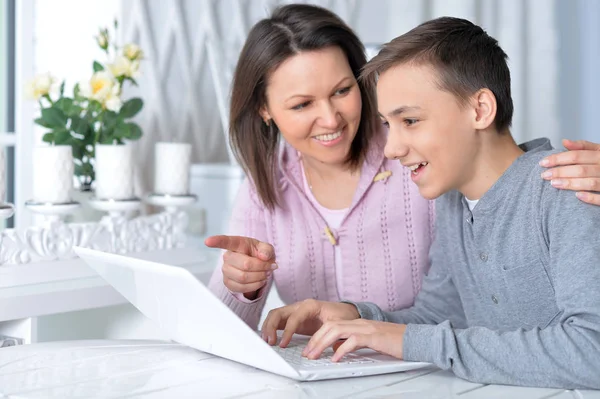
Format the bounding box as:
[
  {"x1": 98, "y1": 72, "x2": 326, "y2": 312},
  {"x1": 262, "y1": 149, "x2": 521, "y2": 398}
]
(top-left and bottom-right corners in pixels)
[{"x1": 208, "y1": 131, "x2": 435, "y2": 328}]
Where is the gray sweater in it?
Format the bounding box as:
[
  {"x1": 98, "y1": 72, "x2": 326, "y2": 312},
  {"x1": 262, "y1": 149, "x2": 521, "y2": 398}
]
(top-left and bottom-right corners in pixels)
[{"x1": 350, "y1": 138, "x2": 600, "y2": 389}]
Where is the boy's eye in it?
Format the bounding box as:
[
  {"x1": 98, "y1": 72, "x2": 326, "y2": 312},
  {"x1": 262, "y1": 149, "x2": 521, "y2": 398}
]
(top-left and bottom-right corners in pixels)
[
  {"x1": 291, "y1": 101, "x2": 311, "y2": 111},
  {"x1": 334, "y1": 86, "x2": 351, "y2": 96},
  {"x1": 404, "y1": 118, "x2": 418, "y2": 126}
]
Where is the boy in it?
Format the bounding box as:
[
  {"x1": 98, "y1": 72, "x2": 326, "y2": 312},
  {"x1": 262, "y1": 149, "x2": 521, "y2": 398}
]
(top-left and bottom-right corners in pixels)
[{"x1": 260, "y1": 17, "x2": 600, "y2": 388}]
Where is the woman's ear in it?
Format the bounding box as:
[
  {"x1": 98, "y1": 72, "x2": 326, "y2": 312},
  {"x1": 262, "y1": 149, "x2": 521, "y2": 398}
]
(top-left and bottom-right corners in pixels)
[
  {"x1": 259, "y1": 106, "x2": 272, "y2": 125},
  {"x1": 471, "y1": 88, "x2": 497, "y2": 130}
]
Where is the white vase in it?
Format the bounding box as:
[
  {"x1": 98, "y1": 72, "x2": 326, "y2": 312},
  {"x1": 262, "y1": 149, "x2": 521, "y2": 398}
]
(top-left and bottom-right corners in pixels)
[
  {"x1": 94, "y1": 144, "x2": 134, "y2": 200},
  {"x1": 154, "y1": 142, "x2": 192, "y2": 195},
  {"x1": 32, "y1": 145, "x2": 74, "y2": 203}
]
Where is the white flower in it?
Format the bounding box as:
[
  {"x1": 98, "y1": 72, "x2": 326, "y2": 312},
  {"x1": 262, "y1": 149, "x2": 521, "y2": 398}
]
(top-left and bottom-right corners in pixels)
[
  {"x1": 123, "y1": 43, "x2": 143, "y2": 60},
  {"x1": 104, "y1": 85, "x2": 122, "y2": 112},
  {"x1": 96, "y1": 34, "x2": 108, "y2": 49},
  {"x1": 24, "y1": 73, "x2": 55, "y2": 100},
  {"x1": 107, "y1": 56, "x2": 140, "y2": 79},
  {"x1": 79, "y1": 71, "x2": 118, "y2": 102}
]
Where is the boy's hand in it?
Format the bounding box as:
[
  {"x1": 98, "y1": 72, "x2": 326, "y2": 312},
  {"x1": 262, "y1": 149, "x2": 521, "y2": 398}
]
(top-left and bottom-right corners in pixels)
[
  {"x1": 260, "y1": 299, "x2": 360, "y2": 347},
  {"x1": 540, "y1": 139, "x2": 600, "y2": 205},
  {"x1": 303, "y1": 320, "x2": 407, "y2": 362}
]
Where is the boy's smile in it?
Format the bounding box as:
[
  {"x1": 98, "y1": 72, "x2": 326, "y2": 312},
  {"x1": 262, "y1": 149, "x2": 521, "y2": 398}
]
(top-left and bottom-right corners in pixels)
[{"x1": 378, "y1": 63, "x2": 481, "y2": 200}]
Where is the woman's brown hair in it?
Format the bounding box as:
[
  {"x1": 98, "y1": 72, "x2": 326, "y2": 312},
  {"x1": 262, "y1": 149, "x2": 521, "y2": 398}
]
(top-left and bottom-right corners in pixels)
[{"x1": 229, "y1": 4, "x2": 378, "y2": 209}]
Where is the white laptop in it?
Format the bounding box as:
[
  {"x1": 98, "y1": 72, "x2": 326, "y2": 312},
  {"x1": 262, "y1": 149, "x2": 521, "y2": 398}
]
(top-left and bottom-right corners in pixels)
[{"x1": 74, "y1": 247, "x2": 431, "y2": 381}]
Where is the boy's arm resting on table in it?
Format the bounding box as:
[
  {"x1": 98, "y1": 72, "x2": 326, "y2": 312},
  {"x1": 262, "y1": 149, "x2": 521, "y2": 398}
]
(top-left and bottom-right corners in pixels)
[
  {"x1": 354, "y1": 189, "x2": 600, "y2": 389},
  {"x1": 207, "y1": 179, "x2": 273, "y2": 329}
]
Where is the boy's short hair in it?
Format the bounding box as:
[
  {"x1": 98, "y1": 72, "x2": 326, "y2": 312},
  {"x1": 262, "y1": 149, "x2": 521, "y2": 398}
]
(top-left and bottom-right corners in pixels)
[{"x1": 362, "y1": 17, "x2": 514, "y2": 132}]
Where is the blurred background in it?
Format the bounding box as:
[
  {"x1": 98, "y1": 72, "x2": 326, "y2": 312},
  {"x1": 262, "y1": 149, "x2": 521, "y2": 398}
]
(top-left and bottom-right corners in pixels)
[{"x1": 1, "y1": 0, "x2": 599, "y2": 230}]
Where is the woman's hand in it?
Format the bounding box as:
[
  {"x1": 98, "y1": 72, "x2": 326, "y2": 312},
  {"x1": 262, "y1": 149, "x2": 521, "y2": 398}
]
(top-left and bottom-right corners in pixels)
[
  {"x1": 260, "y1": 299, "x2": 360, "y2": 347},
  {"x1": 303, "y1": 319, "x2": 407, "y2": 362},
  {"x1": 205, "y1": 235, "x2": 277, "y2": 300},
  {"x1": 541, "y1": 139, "x2": 600, "y2": 205}
]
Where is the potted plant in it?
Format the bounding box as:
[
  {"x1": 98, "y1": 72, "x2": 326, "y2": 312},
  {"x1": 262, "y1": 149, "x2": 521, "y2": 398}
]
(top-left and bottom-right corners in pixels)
[{"x1": 27, "y1": 20, "x2": 144, "y2": 195}]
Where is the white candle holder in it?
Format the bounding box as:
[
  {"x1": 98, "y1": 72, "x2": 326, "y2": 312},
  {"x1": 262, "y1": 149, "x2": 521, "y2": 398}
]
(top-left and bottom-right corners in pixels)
[
  {"x1": 88, "y1": 197, "x2": 142, "y2": 219},
  {"x1": 88, "y1": 197, "x2": 142, "y2": 254},
  {"x1": 25, "y1": 200, "x2": 80, "y2": 223},
  {"x1": 0, "y1": 203, "x2": 15, "y2": 220},
  {"x1": 145, "y1": 193, "x2": 197, "y2": 213},
  {"x1": 145, "y1": 193, "x2": 197, "y2": 248}
]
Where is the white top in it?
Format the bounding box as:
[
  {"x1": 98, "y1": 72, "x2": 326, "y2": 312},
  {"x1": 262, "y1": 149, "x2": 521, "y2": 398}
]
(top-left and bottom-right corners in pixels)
[
  {"x1": 300, "y1": 162, "x2": 348, "y2": 299},
  {"x1": 465, "y1": 197, "x2": 479, "y2": 211}
]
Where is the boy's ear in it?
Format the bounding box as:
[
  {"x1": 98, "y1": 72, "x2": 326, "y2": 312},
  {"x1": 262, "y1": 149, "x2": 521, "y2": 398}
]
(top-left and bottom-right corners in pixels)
[
  {"x1": 471, "y1": 89, "x2": 497, "y2": 130},
  {"x1": 259, "y1": 106, "x2": 272, "y2": 124}
]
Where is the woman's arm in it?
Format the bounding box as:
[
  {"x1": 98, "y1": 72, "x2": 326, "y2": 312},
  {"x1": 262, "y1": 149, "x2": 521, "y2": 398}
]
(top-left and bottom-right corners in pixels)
[{"x1": 207, "y1": 179, "x2": 275, "y2": 329}]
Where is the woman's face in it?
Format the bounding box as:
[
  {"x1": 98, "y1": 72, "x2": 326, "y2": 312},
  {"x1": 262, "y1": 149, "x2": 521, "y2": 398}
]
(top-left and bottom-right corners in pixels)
[{"x1": 261, "y1": 46, "x2": 362, "y2": 166}]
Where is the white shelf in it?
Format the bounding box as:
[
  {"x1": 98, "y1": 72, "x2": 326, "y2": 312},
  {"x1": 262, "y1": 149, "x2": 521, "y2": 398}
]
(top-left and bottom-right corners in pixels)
[{"x1": 0, "y1": 247, "x2": 220, "y2": 322}]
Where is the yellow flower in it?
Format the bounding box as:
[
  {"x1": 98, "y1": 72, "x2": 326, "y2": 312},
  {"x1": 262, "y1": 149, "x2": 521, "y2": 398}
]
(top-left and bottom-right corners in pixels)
[
  {"x1": 24, "y1": 73, "x2": 55, "y2": 100},
  {"x1": 123, "y1": 43, "x2": 143, "y2": 60},
  {"x1": 80, "y1": 71, "x2": 118, "y2": 102}
]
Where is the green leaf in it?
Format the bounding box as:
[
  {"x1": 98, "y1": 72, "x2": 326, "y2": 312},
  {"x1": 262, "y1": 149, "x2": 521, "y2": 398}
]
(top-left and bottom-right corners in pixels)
[
  {"x1": 55, "y1": 98, "x2": 74, "y2": 115},
  {"x1": 103, "y1": 110, "x2": 119, "y2": 128},
  {"x1": 59, "y1": 81, "x2": 65, "y2": 97},
  {"x1": 42, "y1": 133, "x2": 54, "y2": 143},
  {"x1": 126, "y1": 122, "x2": 142, "y2": 140},
  {"x1": 53, "y1": 128, "x2": 71, "y2": 145},
  {"x1": 41, "y1": 107, "x2": 67, "y2": 128},
  {"x1": 34, "y1": 117, "x2": 54, "y2": 129},
  {"x1": 114, "y1": 121, "x2": 130, "y2": 139},
  {"x1": 70, "y1": 115, "x2": 89, "y2": 135},
  {"x1": 100, "y1": 135, "x2": 115, "y2": 145},
  {"x1": 71, "y1": 143, "x2": 84, "y2": 160},
  {"x1": 127, "y1": 77, "x2": 138, "y2": 87},
  {"x1": 118, "y1": 98, "x2": 143, "y2": 118},
  {"x1": 93, "y1": 61, "x2": 105, "y2": 72}
]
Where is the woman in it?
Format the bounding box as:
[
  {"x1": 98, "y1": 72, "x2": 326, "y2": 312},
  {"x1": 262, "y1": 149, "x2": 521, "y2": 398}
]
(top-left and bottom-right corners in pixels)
[{"x1": 206, "y1": 4, "x2": 600, "y2": 331}]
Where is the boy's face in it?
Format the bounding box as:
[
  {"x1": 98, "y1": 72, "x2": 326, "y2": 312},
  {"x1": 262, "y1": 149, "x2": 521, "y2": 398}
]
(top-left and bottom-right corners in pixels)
[{"x1": 378, "y1": 63, "x2": 479, "y2": 199}]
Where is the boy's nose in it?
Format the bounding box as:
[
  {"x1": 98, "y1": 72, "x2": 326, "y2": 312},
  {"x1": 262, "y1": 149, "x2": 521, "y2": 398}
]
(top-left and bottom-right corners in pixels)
[{"x1": 384, "y1": 134, "x2": 409, "y2": 160}]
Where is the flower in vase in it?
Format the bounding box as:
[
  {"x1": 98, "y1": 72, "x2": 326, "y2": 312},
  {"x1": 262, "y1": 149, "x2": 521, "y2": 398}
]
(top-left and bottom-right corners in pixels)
[
  {"x1": 104, "y1": 85, "x2": 123, "y2": 112},
  {"x1": 24, "y1": 73, "x2": 55, "y2": 100},
  {"x1": 79, "y1": 71, "x2": 119, "y2": 103},
  {"x1": 123, "y1": 43, "x2": 143, "y2": 61},
  {"x1": 107, "y1": 55, "x2": 140, "y2": 79},
  {"x1": 96, "y1": 28, "x2": 109, "y2": 51}
]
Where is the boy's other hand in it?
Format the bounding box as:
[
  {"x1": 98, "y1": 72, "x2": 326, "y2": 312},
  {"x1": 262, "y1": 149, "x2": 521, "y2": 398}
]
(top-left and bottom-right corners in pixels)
[
  {"x1": 303, "y1": 320, "x2": 407, "y2": 362},
  {"x1": 205, "y1": 235, "x2": 277, "y2": 299},
  {"x1": 540, "y1": 139, "x2": 600, "y2": 205},
  {"x1": 260, "y1": 300, "x2": 359, "y2": 347}
]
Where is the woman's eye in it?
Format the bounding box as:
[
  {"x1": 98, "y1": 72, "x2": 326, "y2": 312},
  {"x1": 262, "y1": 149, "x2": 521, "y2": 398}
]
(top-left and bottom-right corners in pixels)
[
  {"x1": 291, "y1": 101, "x2": 311, "y2": 110},
  {"x1": 381, "y1": 120, "x2": 389, "y2": 128},
  {"x1": 335, "y1": 86, "x2": 351, "y2": 96},
  {"x1": 404, "y1": 118, "x2": 418, "y2": 126}
]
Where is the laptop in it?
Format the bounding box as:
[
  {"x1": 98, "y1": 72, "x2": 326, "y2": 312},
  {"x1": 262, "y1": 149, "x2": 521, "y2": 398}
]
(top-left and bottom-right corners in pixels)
[{"x1": 74, "y1": 247, "x2": 431, "y2": 381}]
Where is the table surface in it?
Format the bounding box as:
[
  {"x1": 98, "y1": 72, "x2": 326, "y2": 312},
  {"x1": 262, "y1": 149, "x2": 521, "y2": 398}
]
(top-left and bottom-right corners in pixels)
[{"x1": 0, "y1": 340, "x2": 598, "y2": 399}]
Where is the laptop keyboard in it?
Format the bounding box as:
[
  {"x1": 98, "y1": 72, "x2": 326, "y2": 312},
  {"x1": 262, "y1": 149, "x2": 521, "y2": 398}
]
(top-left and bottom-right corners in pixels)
[{"x1": 271, "y1": 340, "x2": 377, "y2": 368}]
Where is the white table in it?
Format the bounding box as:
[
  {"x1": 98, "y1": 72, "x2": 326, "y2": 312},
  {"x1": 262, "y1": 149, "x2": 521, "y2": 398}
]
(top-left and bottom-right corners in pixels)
[
  {"x1": 0, "y1": 340, "x2": 598, "y2": 398},
  {"x1": 0, "y1": 246, "x2": 221, "y2": 343}
]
